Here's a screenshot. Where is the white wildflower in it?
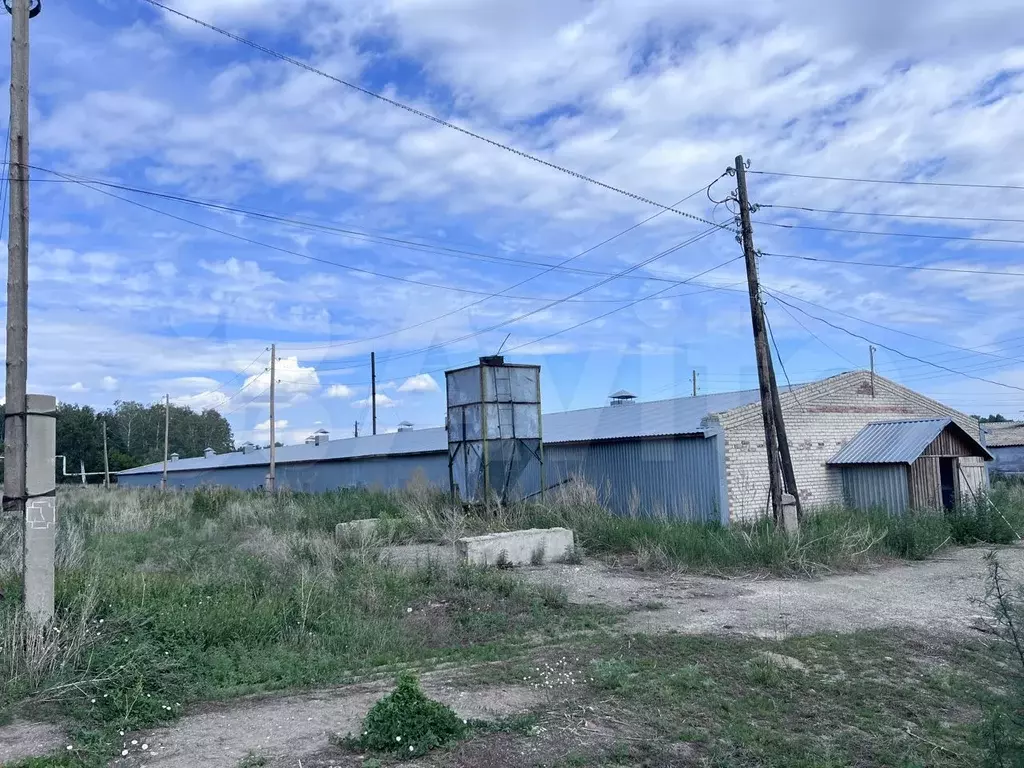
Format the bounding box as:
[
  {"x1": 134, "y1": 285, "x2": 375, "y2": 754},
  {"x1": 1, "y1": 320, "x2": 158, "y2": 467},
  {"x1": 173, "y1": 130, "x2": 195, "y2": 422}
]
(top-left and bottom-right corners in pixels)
[
  {"x1": 396, "y1": 736, "x2": 402, "y2": 742},
  {"x1": 121, "y1": 750, "x2": 129, "y2": 757},
  {"x1": 131, "y1": 740, "x2": 138, "y2": 745},
  {"x1": 142, "y1": 744, "x2": 149, "y2": 750},
  {"x1": 66, "y1": 745, "x2": 73, "y2": 751}
]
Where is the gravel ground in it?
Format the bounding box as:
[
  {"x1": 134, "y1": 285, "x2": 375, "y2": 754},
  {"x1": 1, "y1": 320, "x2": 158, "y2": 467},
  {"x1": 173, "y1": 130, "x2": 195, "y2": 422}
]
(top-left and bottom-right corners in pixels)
[
  {"x1": 521, "y1": 544, "x2": 1024, "y2": 637},
  {"x1": 0, "y1": 720, "x2": 67, "y2": 764}
]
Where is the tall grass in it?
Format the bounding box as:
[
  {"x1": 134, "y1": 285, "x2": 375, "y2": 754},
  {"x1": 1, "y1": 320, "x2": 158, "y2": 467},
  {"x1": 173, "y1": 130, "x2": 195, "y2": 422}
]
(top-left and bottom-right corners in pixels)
[{"x1": 0, "y1": 486, "x2": 603, "y2": 755}]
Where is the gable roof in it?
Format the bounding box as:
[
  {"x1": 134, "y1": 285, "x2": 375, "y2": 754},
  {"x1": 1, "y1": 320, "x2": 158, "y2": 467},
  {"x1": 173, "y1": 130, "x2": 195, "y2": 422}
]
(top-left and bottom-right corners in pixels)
[{"x1": 828, "y1": 418, "x2": 993, "y2": 465}]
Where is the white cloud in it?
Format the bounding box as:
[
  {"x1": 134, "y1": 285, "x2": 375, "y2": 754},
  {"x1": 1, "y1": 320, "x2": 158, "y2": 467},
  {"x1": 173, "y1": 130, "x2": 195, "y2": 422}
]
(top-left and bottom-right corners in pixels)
[
  {"x1": 101, "y1": 375, "x2": 119, "y2": 391},
  {"x1": 353, "y1": 393, "x2": 397, "y2": 409},
  {"x1": 397, "y1": 373, "x2": 439, "y2": 393},
  {"x1": 253, "y1": 418, "x2": 288, "y2": 433},
  {"x1": 324, "y1": 383, "x2": 355, "y2": 398},
  {"x1": 69, "y1": 382, "x2": 87, "y2": 392}
]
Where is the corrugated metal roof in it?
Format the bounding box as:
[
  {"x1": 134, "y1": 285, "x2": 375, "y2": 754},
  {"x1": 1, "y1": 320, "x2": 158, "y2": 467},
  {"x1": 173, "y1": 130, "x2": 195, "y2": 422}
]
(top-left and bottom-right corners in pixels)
[
  {"x1": 119, "y1": 387, "x2": 770, "y2": 476},
  {"x1": 828, "y1": 419, "x2": 952, "y2": 465}
]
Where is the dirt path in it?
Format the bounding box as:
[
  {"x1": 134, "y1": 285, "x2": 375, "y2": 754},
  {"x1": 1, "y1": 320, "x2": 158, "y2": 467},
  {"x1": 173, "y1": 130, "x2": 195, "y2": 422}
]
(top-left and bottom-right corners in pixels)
[
  {"x1": 523, "y1": 543, "x2": 1024, "y2": 637},
  {"x1": 110, "y1": 675, "x2": 545, "y2": 768}
]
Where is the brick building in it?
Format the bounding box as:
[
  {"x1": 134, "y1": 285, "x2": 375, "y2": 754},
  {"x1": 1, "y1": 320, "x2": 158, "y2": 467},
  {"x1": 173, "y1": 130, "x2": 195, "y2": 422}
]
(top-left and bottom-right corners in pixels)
[{"x1": 120, "y1": 369, "x2": 990, "y2": 523}]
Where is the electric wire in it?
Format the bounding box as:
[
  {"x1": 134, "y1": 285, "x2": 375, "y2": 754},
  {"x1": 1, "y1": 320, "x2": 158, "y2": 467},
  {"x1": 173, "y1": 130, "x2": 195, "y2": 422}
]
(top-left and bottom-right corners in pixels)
[
  {"x1": 764, "y1": 291, "x2": 1024, "y2": 393},
  {"x1": 29, "y1": 164, "x2": 714, "y2": 295},
  {"x1": 762, "y1": 285, "x2": 1024, "y2": 367},
  {"x1": 762, "y1": 203, "x2": 1024, "y2": 226},
  {"x1": 750, "y1": 169, "x2": 1024, "y2": 192},
  {"x1": 754, "y1": 218, "x2": 1024, "y2": 246},
  {"x1": 140, "y1": 0, "x2": 734, "y2": 232},
  {"x1": 762, "y1": 251, "x2": 1024, "y2": 278},
  {"x1": 319, "y1": 225, "x2": 728, "y2": 370}
]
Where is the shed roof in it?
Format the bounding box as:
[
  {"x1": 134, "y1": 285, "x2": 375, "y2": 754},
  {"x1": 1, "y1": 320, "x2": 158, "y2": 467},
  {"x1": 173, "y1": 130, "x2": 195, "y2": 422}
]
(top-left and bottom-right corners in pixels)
[
  {"x1": 828, "y1": 418, "x2": 993, "y2": 465},
  {"x1": 119, "y1": 386, "x2": 775, "y2": 476}
]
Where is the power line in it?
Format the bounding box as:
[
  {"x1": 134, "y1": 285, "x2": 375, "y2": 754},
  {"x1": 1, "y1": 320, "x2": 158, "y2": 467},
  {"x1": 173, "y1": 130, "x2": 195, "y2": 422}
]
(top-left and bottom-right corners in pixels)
[
  {"x1": 219, "y1": 385, "x2": 272, "y2": 418},
  {"x1": 0, "y1": 122, "x2": 9, "y2": 242},
  {"x1": 763, "y1": 251, "x2": 1024, "y2": 278},
  {"x1": 30, "y1": 164, "x2": 714, "y2": 295},
  {"x1": 198, "y1": 348, "x2": 270, "y2": 398},
  {"x1": 322, "y1": 225, "x2": 728, "y2": 370},
  {"x1": 767, "y1": 295, "x2": 859, "y2": 368},
  {"x1": 140, "y1": 0, "x2": 733, "y2": 232},
  {"x1": 751, "y1": 169, "x2": 1024, "y2": 192},
  {"x1": 754, "y1": 218, "x2": 1024, "y2": 246},
  {"x1": 763, "y1": 285, "x2": 1024, "y2": 367},
  {"x1": 764, "y1": 291, "x2": 1024, "y2": 393},
  {"x1": 293, "y1": 273, "x2": 748, "y2": 389},
  {"x1": 280, "y1": 176, "x2": 730, "y2": 352},
  {"x1": 763, "y1": 203, "x2": 1024, "y2": 226},
  {"x1": 764, "y1": 307, "x2": 799, "y2": 403},
  {"x1": 45, "y1": 166, "x2": 675, "y2": 304}
]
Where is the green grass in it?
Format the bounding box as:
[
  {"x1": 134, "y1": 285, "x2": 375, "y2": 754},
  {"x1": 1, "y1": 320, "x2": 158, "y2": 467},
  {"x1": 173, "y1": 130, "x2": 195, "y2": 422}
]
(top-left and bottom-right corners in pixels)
[
  {"x1": 460, "y1": 630, "x2": 1010, "y2": 768},
  {"x1": 0, "y1": 486, "x2": 611, "y2": 766}
]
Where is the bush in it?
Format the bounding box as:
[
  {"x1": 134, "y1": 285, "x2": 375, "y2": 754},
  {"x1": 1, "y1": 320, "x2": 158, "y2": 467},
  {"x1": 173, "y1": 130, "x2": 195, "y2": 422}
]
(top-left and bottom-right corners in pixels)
[
  {"x1": 880, "y1": 510, "x2": 950, "y2": 560},
  {"x1": 348, "y1": 672, "x2": 468, "y2": 756}
]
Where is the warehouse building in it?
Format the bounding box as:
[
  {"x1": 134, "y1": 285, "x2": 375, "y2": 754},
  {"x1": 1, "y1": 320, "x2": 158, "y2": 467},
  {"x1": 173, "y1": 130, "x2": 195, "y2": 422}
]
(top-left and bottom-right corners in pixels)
[{"x1": 118, "y1": 369, "x2": 990, "y2": 522}]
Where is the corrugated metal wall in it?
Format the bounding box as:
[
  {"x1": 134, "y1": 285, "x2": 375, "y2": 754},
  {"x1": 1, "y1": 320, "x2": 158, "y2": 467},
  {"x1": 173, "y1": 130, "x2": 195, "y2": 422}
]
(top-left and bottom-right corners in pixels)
[
  {"x1": 117, "y1": 436, "x2": 722, "y2": 521},
  {"x1": 117, "y1": 454, "x2": 450, "y2": 493},
  {"x1": 909, "y1": 456, "x2": 941, "y2": 509},
  {"x1": 842, "y1": 465, "x2": 910, "y2": 514},
  {"x1": 541, "y1": 436, "x2": 720, "y2": 521}
]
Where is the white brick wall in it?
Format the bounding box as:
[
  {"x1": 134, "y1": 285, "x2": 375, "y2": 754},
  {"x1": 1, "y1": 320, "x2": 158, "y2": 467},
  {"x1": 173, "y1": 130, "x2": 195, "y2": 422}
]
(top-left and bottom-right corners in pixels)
[{"x1": 717, "y1": 371, "x2": 987, "y2": 523}]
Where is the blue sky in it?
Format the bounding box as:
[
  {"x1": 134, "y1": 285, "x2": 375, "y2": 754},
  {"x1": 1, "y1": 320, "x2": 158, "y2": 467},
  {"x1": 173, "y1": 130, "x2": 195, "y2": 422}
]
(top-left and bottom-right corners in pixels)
[{"x1": 7, "y1": 0, "x2": 1024, "y2": 447}]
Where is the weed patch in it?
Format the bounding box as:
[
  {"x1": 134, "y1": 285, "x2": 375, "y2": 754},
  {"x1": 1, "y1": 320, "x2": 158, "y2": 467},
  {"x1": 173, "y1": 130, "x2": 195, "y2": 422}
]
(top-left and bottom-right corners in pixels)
[{"x1": 341, "y1": 672, "x2": 469, "y2": 757}]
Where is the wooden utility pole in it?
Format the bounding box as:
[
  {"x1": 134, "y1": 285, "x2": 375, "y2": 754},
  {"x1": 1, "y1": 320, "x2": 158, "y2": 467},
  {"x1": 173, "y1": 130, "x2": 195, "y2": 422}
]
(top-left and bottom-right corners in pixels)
[
  {"x1": 161, "y1": 394, "x2": 169, "y2": 490},
  {"x1": 370, "y1": 351, "x2": 377, "y2": 436},
  {"x1": 268, "y1": 343, "x2": 277, "y2": 494},
  {"x1": 354, "y1": 420, "x2": 359, "y2": 438},
  {"x1": 869, "y1": 345, "x2": 877, "y2": 398},
  {"x1": 735, "y1": 155, "x2": 785, "y2": 524},
  {"x1": 692, "y1": 370, "x2": 698, "y2": 397},
  {"x1": 102, "y1": 421, "x2": 110, "y2": 490}
]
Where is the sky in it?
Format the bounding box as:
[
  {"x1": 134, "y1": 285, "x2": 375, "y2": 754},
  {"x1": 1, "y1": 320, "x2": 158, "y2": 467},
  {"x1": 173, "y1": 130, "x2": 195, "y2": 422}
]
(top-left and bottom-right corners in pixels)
[{"x1": 5, "y1": 0, "x2": 1024, "y2": 449}]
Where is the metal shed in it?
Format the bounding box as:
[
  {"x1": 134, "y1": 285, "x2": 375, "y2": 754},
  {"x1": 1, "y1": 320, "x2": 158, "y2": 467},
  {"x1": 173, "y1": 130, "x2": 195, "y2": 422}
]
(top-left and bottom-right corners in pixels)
[
  {"x1": 828, "y1": 418, "x2": 993, "y2": 514},
  {"x1": 984, "y1": 422, "x2": 1024, "y2": 476}
]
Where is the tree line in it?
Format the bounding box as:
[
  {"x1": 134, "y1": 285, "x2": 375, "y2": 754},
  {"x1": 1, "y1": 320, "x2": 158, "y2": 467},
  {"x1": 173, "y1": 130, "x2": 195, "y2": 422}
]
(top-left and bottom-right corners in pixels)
[{"x1": 0, "y1": 400, "x2": 235, "y2": 482}]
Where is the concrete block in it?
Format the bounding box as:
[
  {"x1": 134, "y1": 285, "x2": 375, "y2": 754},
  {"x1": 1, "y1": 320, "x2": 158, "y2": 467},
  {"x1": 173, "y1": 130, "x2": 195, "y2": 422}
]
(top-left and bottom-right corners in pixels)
[
  {"x1": 456, "y1": 527, "x2": 575, "y2": 567},
  {"x1": 335, "y1": 518, "x2": 380, "y2": 546},
  {"x1": 781, "y1": 493, "x2": 799, "y2": 536}
]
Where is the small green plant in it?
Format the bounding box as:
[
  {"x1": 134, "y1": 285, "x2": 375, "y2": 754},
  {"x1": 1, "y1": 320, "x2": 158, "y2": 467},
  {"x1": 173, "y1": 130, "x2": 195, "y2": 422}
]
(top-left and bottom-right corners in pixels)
[
  {"x1": 495, "y1": 549, "x2": 513, "y2": 569},
  {"x1": 345, "y1": 672, "x2": 468, "y2": 757},
  {"x1": 746, "y1": 656, "x2": 784, "y2": 687},
  {"x1": 590, "y1": 658, "x2": 632, "y2": 691},
  {"x1": 559, "y1": 544, "x2": 584, "y2": 565},
  {"x1": 530, "y1": 545, "x2": 546, "y2": 566},
  {"x1": 237, "y1": 751, "x2": 268, "y2": 768}
]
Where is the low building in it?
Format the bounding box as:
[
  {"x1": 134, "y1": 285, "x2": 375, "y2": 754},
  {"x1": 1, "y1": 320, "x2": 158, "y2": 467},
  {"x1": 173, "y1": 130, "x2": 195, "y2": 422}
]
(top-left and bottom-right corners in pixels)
[
  {"x1": 983, "y1": 422, "x2": 1024, "y2": 475},
  {"x1": 119, "y1": 370, "x2": 990, "y2": 522}
]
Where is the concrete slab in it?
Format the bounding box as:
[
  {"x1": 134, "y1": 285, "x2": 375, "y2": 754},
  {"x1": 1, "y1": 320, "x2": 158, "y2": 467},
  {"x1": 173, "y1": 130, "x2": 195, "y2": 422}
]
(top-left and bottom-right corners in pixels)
[
  {"x1": 334, "y1": 518, "x2": 379, "y2": 546},
  {"x1": 456, "y1": 527, "x2": 575, "y2": 567}
]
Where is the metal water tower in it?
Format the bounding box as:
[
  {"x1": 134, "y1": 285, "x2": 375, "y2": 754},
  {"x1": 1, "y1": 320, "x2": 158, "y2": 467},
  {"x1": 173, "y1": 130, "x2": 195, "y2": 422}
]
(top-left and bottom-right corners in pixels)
[{"x1": 446, "y1": 356, "x2": 543, "y2": 504}]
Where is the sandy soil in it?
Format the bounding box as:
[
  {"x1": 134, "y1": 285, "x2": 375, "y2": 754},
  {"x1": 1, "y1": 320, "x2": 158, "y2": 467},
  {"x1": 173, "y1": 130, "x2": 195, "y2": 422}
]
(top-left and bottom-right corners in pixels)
[
  {"x1": 0, "y1": 720, "x2": 67, "y2": 764},
  {"x1": 522, "y1": 544, "x2": 1024, "y2": 637}
]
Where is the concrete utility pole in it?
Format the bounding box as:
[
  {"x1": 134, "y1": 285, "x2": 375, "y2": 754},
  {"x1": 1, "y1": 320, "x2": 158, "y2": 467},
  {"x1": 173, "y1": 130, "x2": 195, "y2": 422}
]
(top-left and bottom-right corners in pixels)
[
  {"x1": 734, "y1": 155, "x2": 786, "y2": 525},
  {"x1": 5, "y1": 0, "x2": 42, "y2": 619},
  {"x1": 370, "y1": 351, "x2": 377, "y2": 436},
  {"x1": 161, "y1": 394, "x2": 169, "y2": 490},
  {"x1": 22, "y1": 395, "x2": 56, "y2": 623},
  {"x1": 267, "y1": 343, "x2": 277, "y2": 494},
  {"x1": 79, "y1": 459, "x2": 86, "y2": 486},
  {"x1": 692, "y1": 370, "x2": 698, "y2": 397},
  {"x1": 869, "y1": 345, "x2": 877, "y2": 398},
  {"x1": 766, "y1": 342, "x2": 803, "y2": 521},
  {"x1": 102, "y1": 420, "x2": 110, "y2": 489}
]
